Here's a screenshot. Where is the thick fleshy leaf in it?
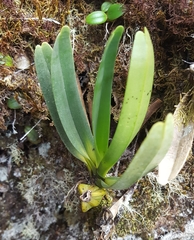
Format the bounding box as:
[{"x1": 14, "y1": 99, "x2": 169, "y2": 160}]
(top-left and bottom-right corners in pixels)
[
  {"x1": 102, "y1": 114, "x2": 174, "y2": 190},
  {"x1": 7, "y1": 97, "x2": 22, "y2": 109},
  {"x1": 107, "y1": 3, "x2": 124, "y2": 21},
  {"x1": 97, "y1": 27, "x2": 155, "y2": 178},
  {"x1": 35, "y1": 43, "x2": 88, "y2": 164},
  {"x1": 92, "y1": 26, "x2": 124, "y2": 160},
  {"x1": 101, "y1": 2, "x2": 112, "y2": 12},
  {"x1": 51, "y1": 26, "x2": 98, "y2": 170},
  {"x1": 86, "y1": 11, "x2": 107, "y2": 25}
]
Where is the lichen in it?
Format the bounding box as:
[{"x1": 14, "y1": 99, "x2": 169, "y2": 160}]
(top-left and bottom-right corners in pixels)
[{"x1": 115, "y1": 163, "x2": 193, "y2": 239}]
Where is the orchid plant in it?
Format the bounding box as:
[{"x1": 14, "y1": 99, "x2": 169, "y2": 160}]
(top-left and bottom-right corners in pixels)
[{"x1": 35, "y1": 26, "x2": 173, "y2": 212}]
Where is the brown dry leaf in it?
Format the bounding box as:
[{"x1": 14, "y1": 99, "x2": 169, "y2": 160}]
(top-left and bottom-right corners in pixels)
[{"x1": 158, "y1": 88, "x2": 194, "y2": 185}]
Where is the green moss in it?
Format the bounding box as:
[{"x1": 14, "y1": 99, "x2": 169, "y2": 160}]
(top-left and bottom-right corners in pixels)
[{"x1": 115, "y1": 169, "x2": 192, "y2": 239}]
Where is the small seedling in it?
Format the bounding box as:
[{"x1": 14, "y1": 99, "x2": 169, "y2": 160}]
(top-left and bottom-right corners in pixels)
[
  {"x1": 86, "y1": 2, "x2": 124, "y2": 25},
  {"x1": 7, "y1": 97, "x2": 22, "y2": 110},
  {"x1": 20, "y1": 119, "x2": 42, "y2": 143},
  {"x1": 0, "y1": 53, "x2": 13, "y2": 67},
  {"x1": 24, "y1": 126, "x2": 40, "y2": 144}
]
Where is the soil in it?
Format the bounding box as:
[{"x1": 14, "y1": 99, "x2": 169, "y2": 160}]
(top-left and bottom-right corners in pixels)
[{"x1": 0, "y1": 1, "x2": 194, "y2": 240}]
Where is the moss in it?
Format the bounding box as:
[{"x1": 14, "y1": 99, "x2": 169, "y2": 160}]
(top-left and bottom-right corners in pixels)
[{"x1": 115, "y1": 164, "x2": 193, "y2": 239}]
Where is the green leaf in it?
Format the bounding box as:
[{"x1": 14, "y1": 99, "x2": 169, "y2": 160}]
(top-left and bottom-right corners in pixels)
[
  {"x1": 102, "y1": 114, "x2": 174, "y2": 190},
  {"x1": 7, "y1": 97, "x2": 22, "y2": 109},
  {"x1": 0, "y1": 53, "x2": 13, "y2": 67},
  {"x1": 24, "y1": 126, "x2": 40, "y2": 144},
  {"x1": 86, "y1": 11, "x2": 107, "y2": 25},
  {"x1": 40, "y1": 43, "x2": 52, "y2": 72},
  {"x1": 4, "y1": 55, "x2": 13, "y2": 67},
  {"x1": 97, "y1": 27, "x2": 155, "y2": 178},
  {"x1": 51, "y1": 26, "x2": 97, "y2": 169},
  {"x1": 101, "y1": 2, "x2": 112, "y2": 12},
  {"x1": 35, "y1": 42, "x2": 90, "y2": 166},
  {"x1": 107, "y1": 3, "x2": 124, "y2": 21},
  {"x1": 92, "y1": 26, "x2": 124, "y2": 161}
]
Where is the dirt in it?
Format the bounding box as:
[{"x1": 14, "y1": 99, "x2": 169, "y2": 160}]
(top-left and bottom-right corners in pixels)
[{"x1": 0, "y1": 0, "x2": 194, "y2": 239}]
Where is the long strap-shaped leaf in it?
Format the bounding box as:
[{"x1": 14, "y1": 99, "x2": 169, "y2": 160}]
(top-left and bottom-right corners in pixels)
[
  {"x1": 97, "y1": 27, "x2": 154, "y2": 178},
  {"x1": 102, "y1": 114, "x2": 174, "y2": 190},
  {"x1": 35, "y1": 43, "x2": 89, "y2": 165},
  {"x1": 92, "y1": 26, "x2": 124, "y2": 161},
  {"x1": 51, "y1": 26, "x2": 98, "y2": 167}
]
